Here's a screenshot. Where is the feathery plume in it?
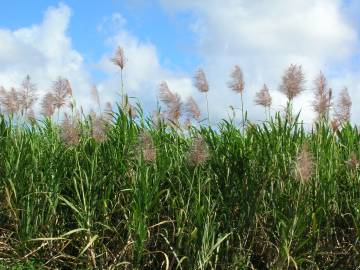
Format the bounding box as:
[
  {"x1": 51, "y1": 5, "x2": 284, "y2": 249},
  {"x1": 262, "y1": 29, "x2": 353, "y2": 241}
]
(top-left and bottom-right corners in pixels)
[
  {"x1": 346, "y1": 152, "x2": 359, "y2": 170},
  {"x1": 295, "y1": 143, "x2": 314, "y2": 183},
  {"x1": 91, "y1": 85, "x2": 101, "y2": 112},
  {"x1": 41, "y1": 92, "x2": 56, "y2": 117},
  {"x1": 18, "y1": 75, "x2": 37, "y2": 114},
  {"x1": 228, "y1": 65, "x2": 246, "y2": 128},
  {"x1": 151, "y1": 110, "x2": 164, "y2": 128},
  {"x1": 112, "y1": 46, "x2": 125, "y2": 70},
  {"x1": 91, "y1": 114, "x2": 107, "y2": 143},
  {"x1": 330, "y1": 119, "x2": 340, "y2": 133},
  {"x1": 335, "y1": 87, "x2": 352, "y2": 124},
  {"x1": 1, "y1": 88, "x2": 21, "y2": 115},
  {"x1": 112, "y1": 46, "x2": 127, "y2": 104},
  {"x1": 27, "y1": 109, "x2": 36, "y2": 123},
  {"x1": 60, "y1": 113, "x2": 79, "y2": 146},
  {"x1": 159, "y1": 81, "x2": 182, "y2": 123},
  {"x1": 0, "y1": 86, "x2": 5, "y2": 113},
  {"x1": 279, "y1": 64, "x2": 305, "y2": 101},
  {"x1": 255, "y1": 84, "x2": 272, "y2": 108},
  {"x1": 228, "y1": 65, "x2": 245, "y2": 94},
  {"x1": 0, "y1": 86, "x2": 5, "y2": 96},
  {"x1": 52, "y1": 77, "x2": 72, "y2": 110},
  {"x1": 194, "y1": 68, "x2": 209, "y2": 93},
  {"x1": 312, "y1": 72, "x2": 332, "y2": 120},
  {"x1": 103, "y1": 102, "x2": 113, "y2": 122},
  {"x1": 137, "y1": 131, "x2": 156, "y2": 163},
  {"x1": 194, "y1": 68, "x2": 210, "y2": 124},
  {"x1": 186, "y1": 96, "x2": 201, "y2": 120},
  {"x1": 187, "y1": 136, "x2": 210, "y2": 166}
]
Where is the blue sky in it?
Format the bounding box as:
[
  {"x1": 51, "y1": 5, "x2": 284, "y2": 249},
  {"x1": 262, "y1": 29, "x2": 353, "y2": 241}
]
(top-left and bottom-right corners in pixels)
[
  {"x1": 1, "y1": 1, "x2": 199, "y2": 71},
  {"x1": 0, "y1": 0, "x2": 359, "y2": 124}
]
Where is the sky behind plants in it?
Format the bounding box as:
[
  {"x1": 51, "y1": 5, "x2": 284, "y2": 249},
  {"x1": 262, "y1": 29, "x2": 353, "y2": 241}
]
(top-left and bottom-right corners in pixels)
[{"x1": 0, "y1": 0, "x2": 359, "y2": 124}]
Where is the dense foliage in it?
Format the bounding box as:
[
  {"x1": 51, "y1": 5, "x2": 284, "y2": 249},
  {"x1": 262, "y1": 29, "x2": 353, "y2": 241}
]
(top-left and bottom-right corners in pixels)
[{"x1": 0, "y1": 111, "x2": 359, "y2": 269}]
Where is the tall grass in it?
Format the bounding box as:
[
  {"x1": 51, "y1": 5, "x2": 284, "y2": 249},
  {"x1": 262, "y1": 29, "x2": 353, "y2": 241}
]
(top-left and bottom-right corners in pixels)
[
  {"x1": 0, "y1": 110, "x2": 359, "y2": 269},
  {"x1": 0, "y1": 52, "x2": 359, "y2": 268}
]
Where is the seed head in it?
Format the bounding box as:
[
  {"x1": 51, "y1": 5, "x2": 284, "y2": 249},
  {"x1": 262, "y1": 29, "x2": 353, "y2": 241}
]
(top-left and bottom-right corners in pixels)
[
  {"x1": 0, "y1": 87, "x2": 21, "y2": 115},
  {"x1": 255, "y1": 84, "x2": 272, "y2": 108},
  {"x1": 346, "y1": 152, "x2": 359, "y2": 169},
  {"x1": 52, "y1": 77, "x2": 72, "y2": 110},
  {"x1": 137, "y1": 131, "x2": 156, "y2": 163},
  {"x1": 0, "y1": 87, "x2": 5, "y2": 113},
  {"x1": 335, "y1": 87, "x2": 352, "y2": 124},
  {"x1": 112, "y1": 46, "x2": 125, "y2": 70},
  {"x1": 312, "y1": 72, "x2": 332, "y2": 120},
  {"x1": 279, "y1": 64, "x2": 305, "y2": 101},
  {"x1": 103, "y1": 102, "x2": 113, "y2": 122},
  {"x1": 151, "y1": 110, "x2": 164, "y2": 128},
  {"x1": 295, "y1": 143, "x2": 314, "y2": 183},
  {"x1": 330, "y1": 119, "x2": 340, "y2": 132},
  {"x1": 187, "y1": 136, "x2": 210, "y2": 166},
  {"x1": 159, "y1": 81, "x2": 182, "y2": 123},
  {"x1": 186, "y1": 96, "x2": 201, "y2": 120},
  {"x1": 91, "y1": 114, "x2": 107, "y2": 143},
  {"x1": 228, "y1": 65, "x2": 245, "y2": 94},
  {"x1": 41, "y1": 92, "x2": 56, "y2": 117},
  {"x1": 91, "y1": 85, "x2": 101, "y2": 109},
  {"x1": 18, "y1": 75, "x2": 37, "y2": 114},
  {"x1": 26, "y1": 109, "x2": 36, "y2": 123},
  {"x1": 60, "y1": 113, "x2": 79, "y2": 146},
  {"x1": 194, "y1": 68, "x2": 209, "y2": 93}
]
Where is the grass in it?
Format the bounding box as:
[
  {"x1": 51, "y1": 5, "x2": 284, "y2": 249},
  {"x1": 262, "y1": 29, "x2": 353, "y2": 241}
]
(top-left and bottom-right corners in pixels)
[{"x1": 0, "y1": 109, "x2": 359, "y2": 269}]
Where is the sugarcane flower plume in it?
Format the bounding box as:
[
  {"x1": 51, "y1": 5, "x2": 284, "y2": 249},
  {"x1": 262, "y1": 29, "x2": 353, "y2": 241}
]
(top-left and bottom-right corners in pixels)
[
  {"x1": 91, "y1": 113, "x2": 108, "y2": 143},
  {"x1": 186, "y1": 96, "x2": 201, "y2": 120},
  {"x1": 346, "y1": 152, "x2": 359, "y2": 170},
  {"x1": 255, "y1": 84, "x2": 272, "y2": 108},
  {"x1": 228, "y1": 65, "x2": 245, "y2": 94},
  {"x1": 41, "y1": 92, "x2": 56, "y2": 117},
  {"x1": 60, "y1": 113, "x2": 79, "y2": 146},
  {"x1": 52, "y1": 77, "x2": 72, "y2": 110},
  {"x1": 159, "y1": 81, "x2": 182, "y2": 123},
  {"x1": 137, "y1": 131, "x2": 156, "y2": 163},
  {"x1": 312, "y1": 72, "x2": 332, "y2": 120},
  {"x1": 0, "y1": 87, "x2": 21, "y2": 115},
  {"x1": 295, "y1": 143, "x2": 314, "y2": 183},
  {"x1": 280, "y1": 64, "x2": 305, "y2": 101},
  {"x1": 335, "y1": 87, "x2": 352, "y2": 124},
  {"x1": 19, "y1": 75, "x2": 37, "y2": 114},
  {"x1": 112, "y1": 46, "x2": 125, "y2": 70},
  {"x1": 187, "y1": 136, "x2": 210, "y2": 166},
  {"x1": 194, "y1": 68, "x2": 209, "y2": 93}
]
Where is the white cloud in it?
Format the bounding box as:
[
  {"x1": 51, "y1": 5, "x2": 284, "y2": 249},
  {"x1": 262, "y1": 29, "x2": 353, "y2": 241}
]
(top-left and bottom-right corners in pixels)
[
  {"x1": 0, "y1": 4, "x2": 198, "y2": 120},
  {"x1": 0, "y1": 1, "x2": 358, "y2": 125},
  {"x1": 95, "y1": 13, "x2": 196, "y2": 114},
  {"x1": 160, "y1": 0, "x2": 359, "y2": 124},
  {"x1": 0, "y1": 3, "x2": 92, "y2": 114}
]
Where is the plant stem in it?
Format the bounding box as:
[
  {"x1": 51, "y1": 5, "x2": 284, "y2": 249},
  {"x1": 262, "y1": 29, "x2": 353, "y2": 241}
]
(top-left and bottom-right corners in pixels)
[
  {"x1": 205, "y1": 92, "x2": 210, "y2": 126},
  {"x1": 240, "y1": 92, "x2": 244, "y2": 131}
]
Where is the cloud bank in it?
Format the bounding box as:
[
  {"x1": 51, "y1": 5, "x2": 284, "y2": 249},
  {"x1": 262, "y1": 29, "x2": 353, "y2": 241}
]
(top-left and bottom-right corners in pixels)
[
  {"x1": 0, "y1": 1, "x2": 359, "y2": 125},
  {"x1": 160, "y1": 0, "x2": 359, "y2": 124},
  {"x1": 0, "y1": 3, "x2": 93, "y2": 112}
]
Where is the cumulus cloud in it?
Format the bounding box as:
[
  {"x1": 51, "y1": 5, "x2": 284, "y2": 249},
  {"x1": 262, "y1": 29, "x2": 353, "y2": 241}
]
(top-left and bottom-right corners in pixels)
[
  {"x1": 0, "y1": 3, "x2": 200, "y2": 119},
  {"x1": 160, "y1": 0, "x2": 359, "y2": 124},
  {"x1": 95, "y1": 13, "x2": 196, "y2": 114},
  {"x1": 0, "y1": 1, "x2": 358, "y2": 125},
  {"x1": 0, "y1": 3, "x2": 92, "y2": 113}
]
